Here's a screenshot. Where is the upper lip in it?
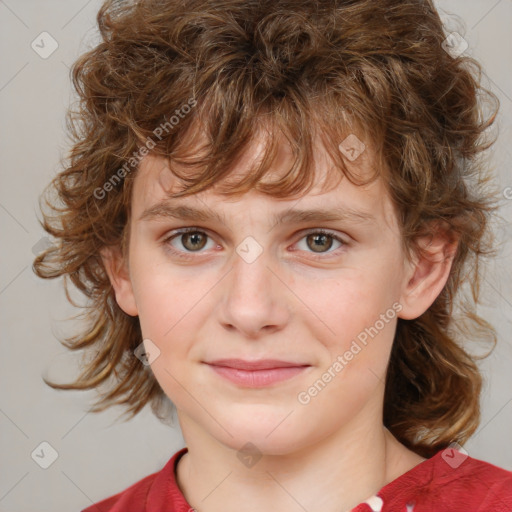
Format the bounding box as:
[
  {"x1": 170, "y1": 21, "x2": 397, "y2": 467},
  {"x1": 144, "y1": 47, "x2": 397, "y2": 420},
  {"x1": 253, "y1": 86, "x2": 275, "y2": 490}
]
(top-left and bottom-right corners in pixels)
[{"x1": 205, "y1": 359, "x2": 310, "y2": 370}]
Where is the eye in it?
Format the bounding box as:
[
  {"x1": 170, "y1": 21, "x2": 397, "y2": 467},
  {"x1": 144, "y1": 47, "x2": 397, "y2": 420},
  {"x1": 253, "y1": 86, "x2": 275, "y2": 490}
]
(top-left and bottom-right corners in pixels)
[
  {"x1": 294, "y1": 229, "x2": 346, "y2": 255},
  {"x1": 163, "y1": 228, "x2": 216, "y2": 256}
]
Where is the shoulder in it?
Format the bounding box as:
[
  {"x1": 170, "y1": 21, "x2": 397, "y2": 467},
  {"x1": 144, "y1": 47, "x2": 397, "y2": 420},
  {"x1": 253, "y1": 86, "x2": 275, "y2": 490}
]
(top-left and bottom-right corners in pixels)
[
  {"x1": 444, "y1": 454, "x2": 512, "y2": 509},
  {"x1": 81, "y1": 472, "x2": 157, "y2": 512},
  {"x1": 378, "y1": 449, "x2": 512, "y2": 512},
  {"x1": 80, "y1": 448, "x2": 189, "y2": 512}
]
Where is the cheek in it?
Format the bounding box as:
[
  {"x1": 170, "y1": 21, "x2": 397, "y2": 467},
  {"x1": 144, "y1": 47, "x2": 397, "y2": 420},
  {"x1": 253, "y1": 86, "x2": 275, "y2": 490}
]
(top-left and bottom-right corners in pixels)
[
  {"x1": 293, "y1": 274, "x2": 397, "y2": 428},
  {"x1": 293, "y1": 268, "x2": 396, "y2": 344},
  {"x1": 131, "y1": 271, "x2": 177, "y2": 340},
  {"x1": 130, "y1": 263, "x2": 212, "y2": 405},
  {"x1": 290, "y1": 263, "x2": 400, "y2": 402},
  {"x1": 129, "y1": 254, "x2": 223, "y2": 370}
]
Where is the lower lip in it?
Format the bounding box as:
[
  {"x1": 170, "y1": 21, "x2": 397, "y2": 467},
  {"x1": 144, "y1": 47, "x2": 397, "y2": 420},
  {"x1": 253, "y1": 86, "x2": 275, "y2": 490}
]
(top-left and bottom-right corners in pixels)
[{"x1": 207, "y1": 364, "x2": 310, "y2": 387}]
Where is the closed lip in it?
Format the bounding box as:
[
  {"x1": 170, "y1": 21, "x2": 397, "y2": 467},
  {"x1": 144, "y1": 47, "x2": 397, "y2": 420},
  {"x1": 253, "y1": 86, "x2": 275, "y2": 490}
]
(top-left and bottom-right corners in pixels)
[{"x1": 204, "y1": 359, "x2": 311, "y2": 370}]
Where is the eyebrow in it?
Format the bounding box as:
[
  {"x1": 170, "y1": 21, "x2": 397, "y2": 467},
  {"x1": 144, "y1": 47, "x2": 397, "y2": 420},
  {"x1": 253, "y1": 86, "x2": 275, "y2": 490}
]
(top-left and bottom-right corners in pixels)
[{"x1": 139, "y1": 201, "x2": 376, "y2": 227}]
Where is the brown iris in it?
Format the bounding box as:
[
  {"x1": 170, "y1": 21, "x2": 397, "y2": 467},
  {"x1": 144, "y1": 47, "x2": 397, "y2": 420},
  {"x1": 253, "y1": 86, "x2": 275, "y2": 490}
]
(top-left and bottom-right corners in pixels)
[
  {"x1": 306, "y1": 233, "x2": 333, "y2": 253},
  {"x1": 181, "y1": 232, "x2": 208, "y2": 251}
]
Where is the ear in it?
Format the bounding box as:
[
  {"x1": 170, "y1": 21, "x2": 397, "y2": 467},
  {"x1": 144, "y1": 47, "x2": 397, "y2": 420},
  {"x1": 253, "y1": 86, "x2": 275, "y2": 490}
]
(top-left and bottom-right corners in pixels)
[
  {"x1": 100, "y1": 246, "x2": 138, "y2": 317},
  {"x1": 398, "y1": 222, "x2": 459, "y2": 320}
]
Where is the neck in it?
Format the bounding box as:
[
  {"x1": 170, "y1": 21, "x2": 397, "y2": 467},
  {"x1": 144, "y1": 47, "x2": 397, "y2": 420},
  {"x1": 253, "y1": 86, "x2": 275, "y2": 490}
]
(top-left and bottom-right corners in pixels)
[{"x1": 175, "y1": 405, "x2": 424, "y2": 512}]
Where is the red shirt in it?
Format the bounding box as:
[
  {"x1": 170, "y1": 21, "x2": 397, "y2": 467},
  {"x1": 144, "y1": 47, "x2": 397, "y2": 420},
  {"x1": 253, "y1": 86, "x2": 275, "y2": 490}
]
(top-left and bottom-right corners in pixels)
[{"x1": 82, "y1": 447, "x2": 512, "y2": 512}]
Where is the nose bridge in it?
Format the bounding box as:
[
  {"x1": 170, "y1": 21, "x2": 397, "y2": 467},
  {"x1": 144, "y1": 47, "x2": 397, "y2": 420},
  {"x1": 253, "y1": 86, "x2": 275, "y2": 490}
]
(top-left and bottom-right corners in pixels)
[
  {"x1": 232, "y1": 236, "x2": 271, "y2": 295},
  {"x1": 219, "y1": 236, "x2": 290, "y2": 336}
]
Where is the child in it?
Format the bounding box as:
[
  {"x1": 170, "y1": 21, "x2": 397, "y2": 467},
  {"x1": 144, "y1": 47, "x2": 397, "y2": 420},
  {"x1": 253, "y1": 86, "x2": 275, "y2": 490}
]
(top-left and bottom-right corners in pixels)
[{"x1": 33, "y1": 0, "x2": 512, "y2": 510}]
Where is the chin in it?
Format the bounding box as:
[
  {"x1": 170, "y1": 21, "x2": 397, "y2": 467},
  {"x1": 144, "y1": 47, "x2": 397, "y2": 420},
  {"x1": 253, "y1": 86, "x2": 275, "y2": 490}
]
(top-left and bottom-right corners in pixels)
[
  {"x1": 223, "y1": 432, "x2": 304, "y2": 457},
  {"x1": 211, "y1": 411, "x2": 306, "y2": 456}
]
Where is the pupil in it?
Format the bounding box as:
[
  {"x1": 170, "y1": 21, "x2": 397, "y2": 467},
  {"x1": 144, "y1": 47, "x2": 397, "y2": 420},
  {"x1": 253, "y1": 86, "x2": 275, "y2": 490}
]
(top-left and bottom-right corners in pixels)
[{"x1": 308, "y1": 233, "x2": 332, "y2": 253}]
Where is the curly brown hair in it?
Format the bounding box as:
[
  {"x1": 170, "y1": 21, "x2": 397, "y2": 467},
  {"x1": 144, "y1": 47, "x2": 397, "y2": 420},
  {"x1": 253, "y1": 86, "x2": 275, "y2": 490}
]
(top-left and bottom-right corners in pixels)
[{"x1": 33, "y1": 0, "x2": 500, "y2": 458}]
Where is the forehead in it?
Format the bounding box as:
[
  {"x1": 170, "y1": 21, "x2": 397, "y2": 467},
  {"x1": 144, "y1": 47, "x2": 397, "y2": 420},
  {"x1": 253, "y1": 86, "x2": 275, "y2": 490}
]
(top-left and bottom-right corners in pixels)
[{"x1": 130, "y1": 130, "x2": 398, "y2": 230}]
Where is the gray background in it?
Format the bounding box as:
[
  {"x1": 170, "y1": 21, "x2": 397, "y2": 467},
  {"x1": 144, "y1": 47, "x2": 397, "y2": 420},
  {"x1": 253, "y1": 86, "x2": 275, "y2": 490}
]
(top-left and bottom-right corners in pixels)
[{"x1": 0, "y1": 1, "x2": 511, "y2": 511}]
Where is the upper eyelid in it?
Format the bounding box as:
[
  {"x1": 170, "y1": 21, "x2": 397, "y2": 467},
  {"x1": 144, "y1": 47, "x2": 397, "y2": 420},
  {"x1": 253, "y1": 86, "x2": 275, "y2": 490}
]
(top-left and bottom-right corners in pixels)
[{"x1": 166, "y1": 226, "x2": 345, "y2": 237}]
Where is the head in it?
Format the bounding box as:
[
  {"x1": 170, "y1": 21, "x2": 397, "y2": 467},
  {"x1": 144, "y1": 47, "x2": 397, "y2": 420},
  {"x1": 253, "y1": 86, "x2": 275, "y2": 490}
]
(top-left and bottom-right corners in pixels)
[{"x1": 34, "y1": 0, "x2": 499, "y2": 458}]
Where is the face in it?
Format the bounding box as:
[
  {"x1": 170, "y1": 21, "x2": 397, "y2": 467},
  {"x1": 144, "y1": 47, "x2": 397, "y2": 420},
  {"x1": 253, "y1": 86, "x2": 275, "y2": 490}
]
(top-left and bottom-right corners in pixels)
[{"x1": 106, "y1": 130, "x2": 438, "y2": 456}]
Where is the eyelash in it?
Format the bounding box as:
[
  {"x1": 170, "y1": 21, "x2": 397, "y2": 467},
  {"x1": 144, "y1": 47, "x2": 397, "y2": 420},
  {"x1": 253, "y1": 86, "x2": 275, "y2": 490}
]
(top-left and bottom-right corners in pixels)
[{"x1": 161, "y1": 227, "x2": 348, "y2": 261}]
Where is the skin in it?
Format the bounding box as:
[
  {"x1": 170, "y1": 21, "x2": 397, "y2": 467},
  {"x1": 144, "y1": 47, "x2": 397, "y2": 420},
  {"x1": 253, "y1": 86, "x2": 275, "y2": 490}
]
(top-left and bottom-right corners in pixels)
[{"x1": 102, "y1": 128, "x2": 458, "y2": 512}]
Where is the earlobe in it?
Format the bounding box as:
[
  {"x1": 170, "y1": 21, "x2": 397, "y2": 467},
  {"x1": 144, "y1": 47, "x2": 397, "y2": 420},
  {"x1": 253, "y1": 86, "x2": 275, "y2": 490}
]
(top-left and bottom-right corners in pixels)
[
  {"x1": 100, "y1": 246, "x2": 139, "y2": 317},
  {"x1": 398, "y1": 226, "x2": 459, "y2": 320}
]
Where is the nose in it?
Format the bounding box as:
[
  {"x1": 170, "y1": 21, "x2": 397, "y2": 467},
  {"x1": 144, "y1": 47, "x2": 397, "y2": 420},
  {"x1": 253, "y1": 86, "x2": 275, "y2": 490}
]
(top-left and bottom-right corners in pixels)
[{"x1": 218, "y1": 247, "x2": 291, "y2": 339}]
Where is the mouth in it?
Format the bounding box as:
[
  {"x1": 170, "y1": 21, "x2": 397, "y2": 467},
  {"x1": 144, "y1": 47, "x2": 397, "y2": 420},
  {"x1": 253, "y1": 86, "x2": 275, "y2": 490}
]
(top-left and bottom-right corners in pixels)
[{"x1": 203, "y1": 359, "x2": 312, "y2": 387}]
